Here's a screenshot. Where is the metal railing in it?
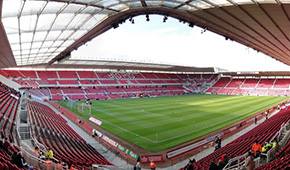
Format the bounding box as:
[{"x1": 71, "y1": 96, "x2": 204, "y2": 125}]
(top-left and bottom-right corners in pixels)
[
  {"x1": 223, "y1": 155, "x2": 260, "y2": 170},
  {"x1": 18, "y1": 98, "x2": 126, "y2": 170},
  {"x1": 223, "y1": 153, "x2": 247, "y2": 170},
  {"x1": 224, "y1": 121, "x2": 290, "y2": 170}
]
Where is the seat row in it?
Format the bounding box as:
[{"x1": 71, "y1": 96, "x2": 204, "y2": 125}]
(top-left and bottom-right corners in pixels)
[
  {"x1": 27, "y1": 100, "x2": 113, "y2": 168},
  {"x1": 0, "y1": 83, "x2": 20, "y2": 143},
  {"x1": 27, "y1": 86, "x2": 189, "y2": 101},
  {"x1": 184, "y1": 109, "x2": 290, "y2": 169},
  {"x1": 0, "y1": 69, "x2": 216, "y2": 81}
]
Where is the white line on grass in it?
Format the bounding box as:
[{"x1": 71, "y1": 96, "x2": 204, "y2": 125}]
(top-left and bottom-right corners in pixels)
[
  {"x1": 89, "y1": 97, "x2": 285, "y2": 145},
  {"x1": 90, "y1": 106, "x2": 158, "y2": 143},
  {"x1": 154, "y1": 97, "x2": 284, "y2": 143},
  {"x1": 94, "y1": 101, "x2": 171, "y2": 119}
]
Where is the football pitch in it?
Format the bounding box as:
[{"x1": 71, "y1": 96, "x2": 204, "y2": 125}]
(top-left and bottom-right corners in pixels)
[{"x1": 58, "y1": 94, "x2": 288, "y2": 152}]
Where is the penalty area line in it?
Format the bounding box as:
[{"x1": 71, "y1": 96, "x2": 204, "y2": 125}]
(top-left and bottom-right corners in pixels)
[{"x1": 90, "y1": 106, "x2": 158, "y2": 143}]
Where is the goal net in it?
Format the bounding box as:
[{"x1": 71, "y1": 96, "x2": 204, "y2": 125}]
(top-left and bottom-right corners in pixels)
[{"x1": 76, "y1": 103, "x2": 91, "y2": 116}]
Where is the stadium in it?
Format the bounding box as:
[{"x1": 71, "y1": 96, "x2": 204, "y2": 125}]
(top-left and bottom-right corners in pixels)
[{"x1": 1, "y1": 0, "x2": 290, "y2": 170}]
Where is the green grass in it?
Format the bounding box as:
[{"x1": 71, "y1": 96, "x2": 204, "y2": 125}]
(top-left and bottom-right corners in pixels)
[{"x1": 58, "y1": 94, "x2": 288, "y2": 152}]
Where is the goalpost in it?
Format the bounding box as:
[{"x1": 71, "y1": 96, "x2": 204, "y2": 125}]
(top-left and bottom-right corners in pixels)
[
  {"x1": 76, "y1": 103, "x2": 92, "y2": 116},
  {"x1": 67, "y1": 100, "x2": 75, "y2": 111}
]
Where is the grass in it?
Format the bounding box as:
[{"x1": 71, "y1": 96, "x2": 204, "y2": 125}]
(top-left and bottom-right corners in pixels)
[{"x1": 58, "y1": 94, "x2": 288, "y2": 152}]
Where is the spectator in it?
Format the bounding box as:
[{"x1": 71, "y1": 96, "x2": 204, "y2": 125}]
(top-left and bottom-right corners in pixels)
[
  {"x1": 55, "y1": 161, "x2": 62, "y2": 170},
  {"x1": 272, "y1": 140, "x2": 277, "y2": 148},
  {"x1": 134, "y1": 161, "x2": 141, "y2": 170},
  {"x1": 214, "y1": 136, "x2": 221, "y2": 151},
  {"x1": 245, "y1": 151, "x2": 254, "y2": 170},
  {"x1": 43, "y1": 158, "x2": 53, "y2": 170},
  {"x1": 69, "y1": 164, "x2": 76, "y2": 170},
  {"x1": 68, "y1": 161, "x2": 72, "y2": 169},
  {"x1": 15, "y1": 152, "x2": 28, "y2": 168},
  {"x1": 209, "y1": 161, "x2": 219, "y2": 170},
  {"x1": 184, "y1": 163, "x2": 194, "y2": 170},
  {"x1": 0, "y1": 138, "x2": 3, "y2": 149},
  {"x1": 3, "y1": 137, "x2": 10, "y2": 153},
  {"x1": 11, "y1": 151, "x2": 18, "y2": 165},
  {"x1": 56, "y1": 160, "x2": 66, "y2": 170},
  {"x1": 251, "y1": 140, "x2": 262, "y2": 158},
  {"x1": 45, "y1": 148, "x2": 53, "y2": 159},
  {"x1": 218, "y1": 160, "x2": 224, "y2": 169},
  {"x1": 262, "y1": 144, "x2": 267, "y2": 153},
  {"x1": 255, "y1": 117, "x2": 257, "y2": 124},
  {"x1": 34, "y1": 146, "x2": 40, "y2": 158},
  {"x1": 265, "y1": 140, "x2": 272, "y2": 151},
  {"x1": 149, "y1": 161, "x2": 156, "y2": 170},
  {"x1": 92, "y1": 129, "x2": 98, "y2": 137},
  {"x1": 221, "y1": 152, "x2": 228, "y2": 165},
  {"x1": 189, "y1": 158, "x2": 196, "y2": 164}
]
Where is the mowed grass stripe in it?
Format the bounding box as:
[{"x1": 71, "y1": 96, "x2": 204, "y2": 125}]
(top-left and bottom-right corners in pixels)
[{"x1": 58, "y1": 94, "x2": 288, "y2": 151}]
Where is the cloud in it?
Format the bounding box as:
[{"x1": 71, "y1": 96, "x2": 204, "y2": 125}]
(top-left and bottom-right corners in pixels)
[{"x1": 72, "y1": 15, "x2": 290, "y2": 71}]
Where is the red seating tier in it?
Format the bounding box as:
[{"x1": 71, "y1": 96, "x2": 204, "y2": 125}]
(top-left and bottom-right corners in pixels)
[
  {"x1": 58, "y1": 80, "x2": 79, "y2": 85},
  {"x1": 188, "y1": 109, "x2": 290, "y2": 170},
  {"x1": 212, "y1": 77, "x2": 231, "y2": 87},
  {"x1": 274, "y1": 79, "x2": 290, "y2": 88},
  {"x1": 79, "y1": 80, "x2": 99, "y2": 85},
  {"x1": 2, "y1": 70, "x2": 24, "y2": 78},
  {"x1": 20, "y1": 70, "x2": 37, "y2": 78},
  {"x1": 242, "y1": 79, "x2": 259, "y2": 88},
  {"x1": 58, "y1": 71, "x2": 78, "y2": 79},
  {"x1": 77, "y1": 71, "x2": 98, "y2": 79},
  {"x1": 154, "y1": 73, "x2": 169, "y2": 79},
  {"x1": 226, "y1": 79, "x2": 244, "y2": 87},
  {"x1": 28, "y1": 101, "x2": 113, "y2": 167},
  {"x1": 257, "y1": 79, "x2": 275, "y2": 88},
  {"x1": 202, "y1": 74, "x2": 213, "y2": 79},
  {"x1": 141, "y1": 73, "x2": 158, "y2": 79},
  {"x1": 99, "y1": 80, "x2": 118, "y2": 84},
  {"x1": 37, "y1": 71, "x2": 58, "y2": 79},
  {"x1": 188, "y1": 74, "x2": 201, "y2": 79},
  {"x1": 0, "y1": 70, "x2": 9, "y2": 78},
  {"x1": 96, "y1": 72, "x2": 110, "y2": 79}
]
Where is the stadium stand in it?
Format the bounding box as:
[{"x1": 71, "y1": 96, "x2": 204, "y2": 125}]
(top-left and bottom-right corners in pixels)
[
  {"x1": 0, "y1": 140, "x2": 23, "y2": 170},
  {"x1": 36, "y1": 71, "x2": 58, "y2": 79},
  {"x1": 274, "y1": 79, "x2": 290, "y2": 88},
  {"x1": 58, "y1": 71, "x2": 79, "y2": 79},
  {"x1": 212, "y1": 77, "x2": 231, "y2": 88},
  {"x1": 27, "y1": 100, "x2": 113, "y2": 168},
  {"x1": 226, "y1": 79, "x2": 245, "y2": 87},
  {"x1": 2, "y1": 70, "x2": 220, "y2": 100},
  {"x1": 3, "y1": 69, "x2": 290, "y2": 169},
  {"x1": 0, "y1": 82, "x2": 20, "y2": 143},
  {"x1": 242, "y1": 79, "x2": 260, "y2": 88},
  {"x1": 257, "y1": 79, "x2": 275, "y2": 88},
  {"x1": 184, "y1": 108, "x2": 290, "y2": 170},
  {"x1": 77, "y1": 71, "x2": 98, "y2": 79}
]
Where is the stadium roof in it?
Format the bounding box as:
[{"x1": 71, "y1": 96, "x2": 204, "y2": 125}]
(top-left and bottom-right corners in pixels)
[
  {"x1": 224, "y1": 71, "x2": 290, "y2": 77},
  {"x1": 0, "y1": 0, "x2": 290, "y2": 69},
  {"x1": 26, "y1": 59, "x2": 216, "y2": 73}
]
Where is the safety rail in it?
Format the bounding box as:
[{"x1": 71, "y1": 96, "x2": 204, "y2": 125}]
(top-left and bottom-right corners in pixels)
[
  {"x1": 224, "y1": 120, "x2": 290, "y2": 170},
  {"x1": 278, "y1": 122, "x2": 290, "y2": 147},
  {"x1": 223, "y1": 155, "x2": 260, "y2": 170},
  {"x1": 27, "y1": 99, "x2": 47, "y2": 152},
  {"x1": 92, "y1": 164, "x2": 126, "y2": 170},
  {"x1": 21, "y1": 144, "x2": 69, "y2": 170},
  {"x1": 223, "y1": 153, "x2": 247, "y2": 170}
]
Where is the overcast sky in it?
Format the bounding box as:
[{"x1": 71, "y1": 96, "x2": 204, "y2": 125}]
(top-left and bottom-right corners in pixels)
[{"x1": 72, "y1": 15, "x2": 290, "y2": 72}]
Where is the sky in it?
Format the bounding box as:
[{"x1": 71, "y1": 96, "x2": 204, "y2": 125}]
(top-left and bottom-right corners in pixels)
[{"x1": 72, "y1": 15, "x2": 290, "y2": 72}]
